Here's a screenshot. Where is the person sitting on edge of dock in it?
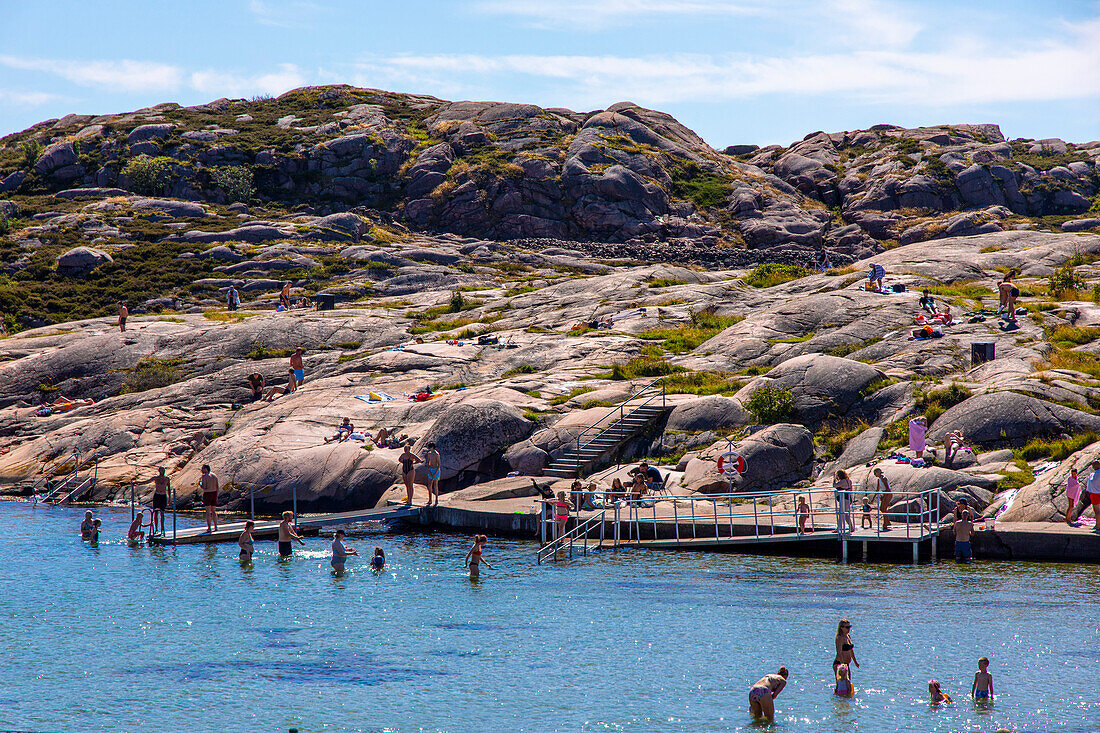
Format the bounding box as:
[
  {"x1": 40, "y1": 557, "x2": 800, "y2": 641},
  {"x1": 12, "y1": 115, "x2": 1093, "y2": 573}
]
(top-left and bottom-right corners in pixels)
[
  {"x1": 81, "y1": 510, "x2": 95, "y2": 540},
  {"x1": 278, "y1": 511, "x2": 305, "y2": 558},
  {"x1": 199, "y1": 464, "x2": 220, "y2": 534},
  {"x1": 239, "y1": 521, "x2": 254, "y2": 563},
  {"x1": 331, "y1": 529, "x2": 358, "y2": 572}
]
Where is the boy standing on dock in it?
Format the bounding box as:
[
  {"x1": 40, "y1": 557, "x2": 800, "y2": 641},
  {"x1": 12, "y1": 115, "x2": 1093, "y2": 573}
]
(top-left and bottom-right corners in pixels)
[{"x1": 199, "y1": 465, "x2": 219, "y2": 533}]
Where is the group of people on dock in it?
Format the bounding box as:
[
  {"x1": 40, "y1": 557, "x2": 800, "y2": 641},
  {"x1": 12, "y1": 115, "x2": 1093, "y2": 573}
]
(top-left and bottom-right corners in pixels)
[{"x1": 751, "y1": 618, "x2": 995, "y2": 722}]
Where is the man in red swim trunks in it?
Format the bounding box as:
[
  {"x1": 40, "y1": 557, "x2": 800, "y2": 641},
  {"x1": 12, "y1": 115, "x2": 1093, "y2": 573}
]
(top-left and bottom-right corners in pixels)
[
  {"x1": 199, "y1": 464, "x2": 219, "y2": 533},
  {"x1": 1088, "y1": 459, "x2": 1100, "y2": 531}
]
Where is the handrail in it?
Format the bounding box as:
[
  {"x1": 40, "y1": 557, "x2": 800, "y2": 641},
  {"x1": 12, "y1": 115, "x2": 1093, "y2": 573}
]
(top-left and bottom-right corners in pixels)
[
  {"x1": 569, "y1": 377, "x2": 667, "y2": 477},
  {"x1": 30, "y1": 451, "x2": 82, "y2": 503},
  {"x1": 537, "y1": 510, "x2": 606, "y2": 564}
]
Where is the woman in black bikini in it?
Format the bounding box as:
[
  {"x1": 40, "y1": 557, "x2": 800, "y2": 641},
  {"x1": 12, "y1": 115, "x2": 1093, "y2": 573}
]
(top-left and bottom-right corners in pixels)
[
  {"x1": 834, "y1": 619, "x2": 859, "y2": 673},
  {"x1": 398, "y1": 445, "x2": 421, "y2": 504}
]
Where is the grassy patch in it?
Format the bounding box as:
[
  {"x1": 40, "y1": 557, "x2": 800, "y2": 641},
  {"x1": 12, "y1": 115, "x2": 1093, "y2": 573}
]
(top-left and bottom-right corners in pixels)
[
  {"x1": 1045, "y1": 324, "x2": 1100, "y2": 346},
  {"x1": 549, "y1": 387, "x2": 595, "y2": 406},
  {"x1": 997, "y1": 458, "x2": 1034, "y2": 491},
  {"x1": 502, "y1": 364, "x2": 539, "y2": 377},
  {"x1": 768, "y1": 331, "x2": 815, "y2": 345},
  {"x1": 744, "y1": 385, "x2": 794, "y2": 424},
  {"x1": 1016, "y1": 431, "x2": 1099, "y2": 462},
  {"x1": 1039, "y1": 348, "x2": 1100, "y2": 378},
  {"x1": 119, "y1": 357, "x2": 186, "y2": 394},
  {"x1": 924, "y1": 281, "x2": 995, "y2": 301},
  {"x1": 647, "y1": 278, "x2": 687, "y2": 288},
  {"x1": 245, "y1": 341, "x2": 292, "y2": 360},
  {"x1": 637, "y1": 308, "x2": 742, "y2": 354},
  {"x1": 816, "y1": 420, "x2": 870, "y2": 460},
  {"x1": 203, "y1": 310, "x2": 249, "y2": 323},
  {"x1": 877, "y1": 418, "x2": 910, "y2": 450},
  {"x1": 744, "y1": 263, "x2": 812, "y2": 288},
  {"x1": 914, "y1": 384, "x2": 972, "y2": 425},
  {"x1": 608, "y1": 345, "x2": 686, "y2": 380},
  {"x1": 662, "y1": 371, "x2": 743, "y2": 396},
  {"x1": 667, "y1": 161, "x2": 733, "y2": 209},
  {"x1": 826, "y1": 337, "x2": 882, "y2": 358}
]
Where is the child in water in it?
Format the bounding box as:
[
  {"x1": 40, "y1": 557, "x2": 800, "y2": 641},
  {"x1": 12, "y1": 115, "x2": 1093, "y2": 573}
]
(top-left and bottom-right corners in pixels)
[
  {"x1": 928, "y1": 679, "x2": 952, "y2": 704},
  {"x1": 371, "y1": 547, "x2": 385, "y2": 570},
  {"x1": 834, "y1": 663, "x2": 854, "y2": 697},
  {"x1": 465, "y1": 534, "x2": 494, "y2": 578},
  {"x1": 81, "y1": 511, "x2": 96, "y2": 540},
  {"x1": 861, "y1": 497, "x2": 873, "y2": 529},
  {"x1": 972, "y1": 657, "x2": 994, "y2": 701},
  {"x1": 796, "y1": 496, "x2": 810, "y2": 534},
  {"x1": 90, "y1": 518, "x2": 101, "y2": 543},
  {"x1": 127, "y1": 511, "x2": 147, "y2": 543}
]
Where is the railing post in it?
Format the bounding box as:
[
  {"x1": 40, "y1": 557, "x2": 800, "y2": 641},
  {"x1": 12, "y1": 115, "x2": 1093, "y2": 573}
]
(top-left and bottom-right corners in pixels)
[
  {"x1": 712, "y1": 497, "x2": 719, "y2": 539},
  {"x1": 753, "y1": 496, "x2": 759, "y2": 539},
  {"x1": 172, "y1": 478, "x2": 177, "y2": 543},
  {"x1": 690, "y1": 498, "x2": 697, "y2": 539},
  {"x1": 293, "y1": 483, "x2": 298, "y2": 531},
  {"x1": 614, "y1": 502, "x2": 620, "y2": 548},
  {"x1": 130, "y1": 479, "x2": 135, "y2": 523},
  {"x1": 673, "y1": 498, "x2": 680, "y2": 545},
  {"x1": 540, "y1": 501, "x2": 547, "y2": 546},
  {"x1": 250, "y1": 481, "x2": 255, "y2": 522}
]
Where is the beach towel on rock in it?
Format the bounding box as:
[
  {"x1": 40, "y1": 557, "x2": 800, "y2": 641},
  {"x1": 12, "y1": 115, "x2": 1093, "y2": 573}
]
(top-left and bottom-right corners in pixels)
[{"x1": 908, "y1": 418, "x2": 927, "y2": 453}]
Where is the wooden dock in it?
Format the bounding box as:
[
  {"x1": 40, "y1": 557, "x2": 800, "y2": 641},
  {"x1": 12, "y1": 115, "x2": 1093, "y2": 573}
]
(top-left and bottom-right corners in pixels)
[{"x1": 148, "y1": 505, "x2": 422, "y2": 545}]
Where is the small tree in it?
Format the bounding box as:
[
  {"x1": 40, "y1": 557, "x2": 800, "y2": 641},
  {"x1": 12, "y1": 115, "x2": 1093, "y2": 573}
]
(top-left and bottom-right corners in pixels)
[
  {"x1": 123, "y1": 155, "x2": 174, "y2": 196},
  {"x1": 18, "y1": 140, "x2": 42, "y2": 170},
  {"x1": 745, "y1": 385, "x2": 795, "y2": 424},
  {"x1": 210, "y1": 165, "x2": 254, "y2": 203}
]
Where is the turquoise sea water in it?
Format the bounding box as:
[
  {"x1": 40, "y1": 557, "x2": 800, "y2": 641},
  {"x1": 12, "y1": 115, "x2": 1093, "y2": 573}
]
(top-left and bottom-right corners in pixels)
[{"x1": 2, "y1": 502, "x2": 1097, "y2": 733}]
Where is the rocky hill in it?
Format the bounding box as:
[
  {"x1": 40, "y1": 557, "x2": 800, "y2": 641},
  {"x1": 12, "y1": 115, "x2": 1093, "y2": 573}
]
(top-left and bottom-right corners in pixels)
[{"x1": 1, "y1": 86, "x2": 1100, "y2": 526}]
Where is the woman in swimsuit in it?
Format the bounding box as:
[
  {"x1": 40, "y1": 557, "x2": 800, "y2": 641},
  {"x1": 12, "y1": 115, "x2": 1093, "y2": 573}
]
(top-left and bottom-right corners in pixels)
[
  {"x1": 464, "y1": 534, "x2": 493, "y2": 578},
  {"x1": 331, "y1": 529, "x2": 358, "y2": 572},
  {"x1": 834, "y1": 618, "x2": 859, "y2": 673},
  {"x1": 833, "y1": 470, "x2": 855, "y2": 534},
  {"x1": 239, "y1": 521, "x2": 255, "y2": 563},
  {"x1": 81, "y1": 510, "x2": 96, "y2": 540},
  {"x1": 873, "y1": 468, "x2": 892, "y2": 530},
  {"x1": 553, "y1": 491, "x2": 570, "y2": 538},
  {"x1": 748, "y1": 667, "x2": 788, "y2": 722},
  {"x1": 398, "y1": 445, "x2": 421, "y2": 505}
]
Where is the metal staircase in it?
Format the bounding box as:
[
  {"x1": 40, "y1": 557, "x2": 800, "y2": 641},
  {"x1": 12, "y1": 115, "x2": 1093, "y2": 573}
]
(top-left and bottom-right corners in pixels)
[{"x1": 542, "y1": 377, "x2": 669, "y2": 479}]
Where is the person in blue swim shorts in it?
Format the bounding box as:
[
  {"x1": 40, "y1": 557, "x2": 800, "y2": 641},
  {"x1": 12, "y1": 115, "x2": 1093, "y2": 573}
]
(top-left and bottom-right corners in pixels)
[
  {"x1": 423, "y1": 441, "x2": 441, "y2": 506},
  {"x1": 972, "y1": 656, "x2": 994, "y2": 701},
  {"x1": 954, "y1": 508, "x2": 973, "y2": 562}
]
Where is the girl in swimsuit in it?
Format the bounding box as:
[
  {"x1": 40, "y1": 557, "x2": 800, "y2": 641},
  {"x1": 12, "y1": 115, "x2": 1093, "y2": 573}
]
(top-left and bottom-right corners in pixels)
[
  {"x1": 834, "y1": 618, "x2": 858, "y2": 673},
  {"x1": 464, "y1": 534, "x2": 493, "y2": 578},
  {"x1": 371, "y1": 547, "x2": 385, "y2": 570},
  {"x1": 554, "y1": 491, "x2": 570, "y2": 538},
  {"x1": 834, "y1": 663, "x2": 854, "y2": 697},
  {"x1": 239, "y1": 521, "x2": 255, "y2": 563},
  {"x1": 127, "y1": 511, "x2": 147, "y2": 544}
]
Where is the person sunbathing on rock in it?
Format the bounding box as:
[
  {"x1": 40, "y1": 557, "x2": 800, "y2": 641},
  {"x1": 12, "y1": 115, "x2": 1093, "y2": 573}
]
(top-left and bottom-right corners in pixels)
[
  {"x1": 325, "y1": 418, "x2": 354, "y2": 443},
  {"x1": 261, "y1": 369, "x2": 297, "y2": 402}
]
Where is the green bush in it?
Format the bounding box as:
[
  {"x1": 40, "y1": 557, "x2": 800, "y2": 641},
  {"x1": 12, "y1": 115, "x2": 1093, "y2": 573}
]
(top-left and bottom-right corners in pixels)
[
  {"x1": 448, "y1": 290, "x2": 465, "y2": 313},
  {"x1": 745, "y1": 385, "x2": 794, "y2": 424},
  {"x1": 19, "y1": 140, "x2": 42, "y2": 170},
  {"x1": 1048, "y1": 264, "x2": 1086, "y2": 296},
  {"x1": 209, "y1": 165, "x2": 254, "y2": 203},
  {"x1": 502, "y1": 364, "x2": 538, "y2": 377},
  {"x1": 120, "y1": 357, "x2": 186, "y2": 394},
  {"x1": 609, "y1": 344, "x2": 685, "y2": 380},
  {"x1": 123, "y1": 155, "x2": 175, "y2": 195},
  {"x1": 245, "y1": 341, "x2": 292, "y2": 360},
  {"x1": 914, "y1": 384, "x2": 972, "y2": 424},
  {"x1": 0, "y1": 213, "x2": 11, "y2": 236},
  {"x1": 744, "y1": 263, "x2": 812, "y2": 288}
]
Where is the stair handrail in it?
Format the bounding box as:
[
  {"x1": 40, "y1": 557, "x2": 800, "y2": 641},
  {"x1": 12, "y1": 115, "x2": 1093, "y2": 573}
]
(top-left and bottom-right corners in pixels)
[
  {"x1": 30, "y1": 451, "x2": 82, "y2": 503},
  {"x1": 537, "y1": 509, "x2": 606, "y2": 564},
  {"x1": 571, "y1": 377, "x2": 666, "y2": 476},
  {"x1": 58, "y1": 473, "x2": 97, "y2": 506}
]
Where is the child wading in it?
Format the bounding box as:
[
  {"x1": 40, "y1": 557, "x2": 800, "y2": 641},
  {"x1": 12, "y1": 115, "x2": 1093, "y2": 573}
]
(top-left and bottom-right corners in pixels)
[
  {"x1": 465, "y1": 535, "x2": 493, "y2": 578},
  {"x1": 972, "y1": 657, "x2": 994, "y2": 701}
]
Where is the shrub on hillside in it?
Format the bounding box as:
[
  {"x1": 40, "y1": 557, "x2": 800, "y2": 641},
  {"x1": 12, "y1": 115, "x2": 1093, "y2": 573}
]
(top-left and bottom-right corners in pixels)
[
  {"x1": 123, "y1": 155, "x2": 175, "y2": 195},
  {"x1": 210, "y1": 165, "x2": 254, "y2": 203},
  {"x1": 745, "y1": 385, "x2": 794, "y2": 424}
]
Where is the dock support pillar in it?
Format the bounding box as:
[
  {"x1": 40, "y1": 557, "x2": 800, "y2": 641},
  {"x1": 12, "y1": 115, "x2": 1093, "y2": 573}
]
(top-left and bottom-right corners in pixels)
[
  {"x1": 841, "y1": 539, "x2": 848, "y2": 564},
  {"x1": 862, "y1": 541, "x2": 868, "y2": 562},
  {"x1": 912, "y1": 541, "x2": 919, "y2": 565},
  {"x1": 931, "y1": 533, "x2": 937, "y2": 563}
]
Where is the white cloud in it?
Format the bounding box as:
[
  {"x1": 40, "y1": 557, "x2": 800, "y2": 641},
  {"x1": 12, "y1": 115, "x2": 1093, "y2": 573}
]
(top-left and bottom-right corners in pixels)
[
  {"x1": 248, "y1": 0, "x2": 323, "y2": 28},
  {"x1": 474, "y1": 0, "x2": 772, "y2": 28},
  {"x1": 349, "y1": 16, "x2": 1100, "y2": 109},
  {"x1": 0, "y1": 89, "x2": 61, "y2": 106},
  {"x1": 827, "y1": 0, "x2": 922, "y2": 48},
  {"x1": 0, "y1": 55, "x2": 183, "y2": 93},
  {"x1": 189, "y1": 63, "x2": 306, "y2": 97}
]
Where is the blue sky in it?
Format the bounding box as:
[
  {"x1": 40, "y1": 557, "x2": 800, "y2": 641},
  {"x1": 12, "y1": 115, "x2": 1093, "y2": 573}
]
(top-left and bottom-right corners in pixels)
[{"x1": 2, "y1": 0, "x2": 1100, "y2": 147}]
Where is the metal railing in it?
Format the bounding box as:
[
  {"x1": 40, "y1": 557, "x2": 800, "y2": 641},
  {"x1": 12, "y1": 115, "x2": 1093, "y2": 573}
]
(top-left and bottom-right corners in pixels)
[
  {"x1": 537, "y1": 506, "x2": 606, "y2": 564},
  {"x1": 28, "y1": 452, "x2": 83, "y2": 502},
  {"x1": 609, "y1": 486, "x2": 941, "y2": 548},
  {"x1": 35, "y1": 452, "x2": 94, "y2": 504},
  {"x1": 568, "y1": 377, "x2": 667, "y2": 476}
]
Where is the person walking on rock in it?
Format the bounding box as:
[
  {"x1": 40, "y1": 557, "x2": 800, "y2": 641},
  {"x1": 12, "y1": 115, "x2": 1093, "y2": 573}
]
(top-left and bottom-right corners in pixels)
[
  {"x1": 399, "y1": 445, "x2": 421, "y2": 504},
  {"x1": 227, "y1": 284, "x2": 240, "y2": 312},
  {"x1": 423, "y1": 442, "x2": 441, "y2": 505},
  {"x1": 152, "y1": 467, "x2": 170, "y2": 536},
  {"x1": 290, "y1": 348, "x2": 305, "y2": 385},
  {"x1": 117, "y1": 301, "x2": 128, "y2": 333},
  {"x1": 199, "y1": 464, "x2": 220, "y2": 533}
]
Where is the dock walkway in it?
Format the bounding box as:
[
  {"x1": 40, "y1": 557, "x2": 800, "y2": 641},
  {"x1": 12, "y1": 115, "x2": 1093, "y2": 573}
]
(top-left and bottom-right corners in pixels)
[{"x1": 148, "y1": 505, "x2": 421, "y2": 545}]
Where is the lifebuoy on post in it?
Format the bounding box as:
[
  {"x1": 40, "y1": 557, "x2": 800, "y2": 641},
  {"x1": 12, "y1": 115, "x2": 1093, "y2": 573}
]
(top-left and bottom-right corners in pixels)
[{"x1": 717, "y1": 451, "x2": 746, "y2": 476}]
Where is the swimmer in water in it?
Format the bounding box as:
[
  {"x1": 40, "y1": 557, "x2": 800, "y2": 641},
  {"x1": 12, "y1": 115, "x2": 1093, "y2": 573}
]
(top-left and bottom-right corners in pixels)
[
  {"x1": 238, "y1": 521, "x2": 255, "y2": 563},
  {"x1": 331, "y1": 529, "x2": 358, "y2": 571},
  {"x1": 834, "y1": 663, "x2": 854, "y2": 697},
  {"x1": 748, "y1": 667, "x2": 788, "y2": 722},
  {"x1": 928, "y1": 679, "x2": 952, "y2": 704},
  {"x1": 370, "y1": 546, "x2": 385, "y2": 570},
  {"x1": 465, "y1": 534, "x2": 493, "y2": 578},
  {"x1": 127, "y1": 511, "x2": 147, "y2": 543},
  {"x1": 90, "y1": 518, "x2": 101, "y2": 544},
  {"x1": 80, "y1": 511, "x2": 95, "y2": 540}
]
